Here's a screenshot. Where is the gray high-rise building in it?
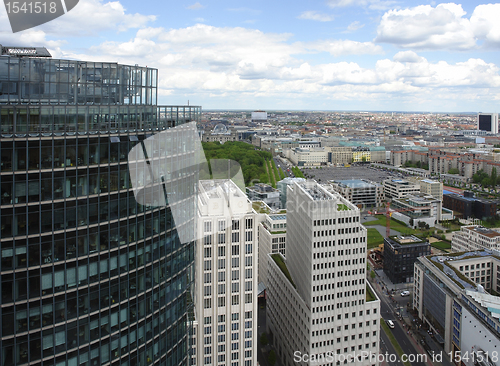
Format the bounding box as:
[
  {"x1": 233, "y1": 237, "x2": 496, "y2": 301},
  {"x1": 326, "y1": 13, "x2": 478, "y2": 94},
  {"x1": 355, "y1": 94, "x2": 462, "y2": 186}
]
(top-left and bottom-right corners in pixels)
[{"x1": 0, "y1": 46, "x2": 200, "y2": 366}]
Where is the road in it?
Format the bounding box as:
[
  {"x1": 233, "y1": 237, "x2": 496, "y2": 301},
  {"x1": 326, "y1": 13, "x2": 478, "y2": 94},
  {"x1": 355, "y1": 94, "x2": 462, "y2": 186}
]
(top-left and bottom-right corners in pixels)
[
  {"x1": 274, "y1": 157, "x2": 292, "y2": 178},
  {"x1": 380, "y1": 326, "x2": 403, "y2": 366},
  {"x1": 372, "y1": 281, "x2": 430, "y2": 366}
]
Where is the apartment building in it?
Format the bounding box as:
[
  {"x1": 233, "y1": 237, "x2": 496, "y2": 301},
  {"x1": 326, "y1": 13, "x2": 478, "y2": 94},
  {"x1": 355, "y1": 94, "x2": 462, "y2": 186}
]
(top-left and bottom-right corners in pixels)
[
  {"x1": 451, "y1": 225, "x2": 500, "y2": 252},
  {"x1": 266, "y1": 181, "x2": 380, "y2": 366},
  {"x1": 194, "y1": 180, "x2": 259, "y2": 366},
  {"x1": 383, "y1": 179, "x2": 420, "y2": 199}
]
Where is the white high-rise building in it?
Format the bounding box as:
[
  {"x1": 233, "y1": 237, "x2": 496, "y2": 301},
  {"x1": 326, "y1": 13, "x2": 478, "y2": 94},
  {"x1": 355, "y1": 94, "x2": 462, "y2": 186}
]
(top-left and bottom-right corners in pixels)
[
  {"x1": 194, "y1": 180, "x2": 259, "y2": 366},
  {"x1": 478, "y1": 113, "x2": 499, "y2": 134},
  {"x1": 266, "y1": 181, "x2": 380, "y2": 366}
]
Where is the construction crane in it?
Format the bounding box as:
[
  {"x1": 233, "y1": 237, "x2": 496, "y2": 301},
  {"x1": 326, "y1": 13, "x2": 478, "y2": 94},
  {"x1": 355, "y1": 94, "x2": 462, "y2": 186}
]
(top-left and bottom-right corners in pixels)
[{"x1": 385, "y1": 201, "x2": 431, "y2": 238}]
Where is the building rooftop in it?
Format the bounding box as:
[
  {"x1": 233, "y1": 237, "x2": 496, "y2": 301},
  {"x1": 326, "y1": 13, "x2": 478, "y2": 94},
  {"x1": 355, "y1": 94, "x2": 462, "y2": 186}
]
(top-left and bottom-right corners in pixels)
[
  {"x1": 388, "y1": 235, "x2": 427, "y2": 245},
  {"x1": 298, "y1": 182, "x2": 334, "y2": 201},
  {"x1": 334, "y1": 179, "x2": 376, "y2": 189},
  {"x1": 421, "y1": 179, "x2": 440, "y2": 184},
  {"x1": 269, "y1": 214, "x2": 286, "y2": 221},
  {"x1": 464, "y1": 225, "x2": 500, "y2": 238},
  {"x1": 426, "y1": 250, "x2": 500, "y2": 290}
]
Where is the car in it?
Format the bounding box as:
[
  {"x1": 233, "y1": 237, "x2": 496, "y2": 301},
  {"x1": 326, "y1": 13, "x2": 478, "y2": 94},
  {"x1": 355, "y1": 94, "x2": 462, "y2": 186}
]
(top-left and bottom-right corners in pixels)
[
  {"x1": 400, "y1": 290, "x2": 410, "y2": 297},
  {"x1": 386, "y1": 320, "x2": 395, "y2": 329}
]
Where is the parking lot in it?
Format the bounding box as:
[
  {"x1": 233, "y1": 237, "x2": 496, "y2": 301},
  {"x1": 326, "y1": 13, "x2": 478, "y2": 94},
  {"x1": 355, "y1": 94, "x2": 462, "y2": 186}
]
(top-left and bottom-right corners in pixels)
[{"x1": 301, "y1": 165, "x2": 396, "y2": 183}]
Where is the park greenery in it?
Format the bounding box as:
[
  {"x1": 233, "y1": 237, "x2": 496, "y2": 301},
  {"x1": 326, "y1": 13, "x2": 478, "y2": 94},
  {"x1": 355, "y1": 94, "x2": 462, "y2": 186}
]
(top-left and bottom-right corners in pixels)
[
  {"x1": 202, "y1": 141, "x2": 272, "y2": 186},
  {"x1": 291, "y1": 166, "x2": 305, "y2": 178},
  {"x1": 403, "y1": 160, "x2": 429, "y2": 170},
  {"x1": 473, "y1": 168, "x2": 497, "y2": 190}
]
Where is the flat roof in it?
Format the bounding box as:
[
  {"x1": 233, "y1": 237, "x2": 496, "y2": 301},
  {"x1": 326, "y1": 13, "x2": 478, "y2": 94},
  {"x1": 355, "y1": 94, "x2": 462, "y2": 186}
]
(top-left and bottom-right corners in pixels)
[
  {"x1": 336, "y1": 179, "x2": 375, "y2": 188},
  {"x1": 465, "y1": 226, "x2": 500, "y2": 238},
  {"x1": 269, "y1": 214, "x2": 286, "y2": 220}
]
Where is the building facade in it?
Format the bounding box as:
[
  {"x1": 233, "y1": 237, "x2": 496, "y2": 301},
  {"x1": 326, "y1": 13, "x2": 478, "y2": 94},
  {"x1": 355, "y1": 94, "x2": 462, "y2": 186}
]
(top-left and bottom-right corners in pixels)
[
  {"x1": 442, "y1": 193, "x2": 497, "y2": 219},
  {"x1": 328, "y1": 180, "x2": 384, "y2": 209},
  {"x1": 419, "y1": 179, "x2": 443, "y2": 202},
  {"x1": 451, "y1": 225, "x2": 500, "y2": 252},
  {"x1": 246, "y1": 184, "x2": 280, "y2": 211},
  {"x1": 413, "y1": 251, "x2": 500, "y2": 360},
  {"x1": 257, "y1": 213, "x2": 286, "y2": 286},
  {"x1": 266, "y1": 181, "x2": 380, "y2": 366},
  {"x1": 383, "y1": 235, "x2": 430, "y2": 284},
  {"x1": 194, "y1": 180, "x2": 258, "y2": 366},
  {"x1": 382, "y1": 179, "x2": 420, "y2": 200},
  {"x1": 477, "y1": 113, "x2": 499, "y2": 134},
  {"x1": 0, "y1": 49, "x2": 200, "y2": 366}
]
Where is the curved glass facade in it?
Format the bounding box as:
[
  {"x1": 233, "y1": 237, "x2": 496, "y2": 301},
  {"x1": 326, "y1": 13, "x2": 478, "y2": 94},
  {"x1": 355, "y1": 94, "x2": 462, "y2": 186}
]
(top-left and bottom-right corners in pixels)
[{"x1": 0, "y1": 55, "x2": 201, "y2": 366}]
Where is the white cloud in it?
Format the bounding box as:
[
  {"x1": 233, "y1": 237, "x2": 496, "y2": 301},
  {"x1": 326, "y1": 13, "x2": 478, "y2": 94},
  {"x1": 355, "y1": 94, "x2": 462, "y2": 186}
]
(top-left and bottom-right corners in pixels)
[
  {"x1": 470, "y1": 4, "x2": 500, "y2": 47},
  {"x1": 375, "y1": 3, "x2": 476, "y2": 50},
  {"x1": 307, "y1": 39, "x2": 384, "y2": 56},
  {"x1": 187, "y1": 2, "x2": 205, "y2": 10},
  {"x1": 0, "y1": 0, "x2": 155, "y2": 38},
  {"x1": 298, "y1": 11, "x2": 334, "y2": 22},
  {"x1": 326, "y1": 0, "x2": 395, "y2": 10},
  {"x1": 345, "y1": 21, "x2": 364, "y2": 32},
  {"x1": 393, "y1": 51, "x2": 426, "y2": 63}
]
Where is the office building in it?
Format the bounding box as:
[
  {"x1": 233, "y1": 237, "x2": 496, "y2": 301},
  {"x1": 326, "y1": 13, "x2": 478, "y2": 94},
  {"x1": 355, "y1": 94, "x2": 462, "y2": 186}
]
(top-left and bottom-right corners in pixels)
[
  {"x1": 328, "y1": 180, "x2": 384, "y2": 209},
  {"x1": 451, "y1": 225, "x2": 500, "y2": 252},
  {"x1": 413, "y1": 251, "x2": 500, "y2": 358},
  {"x1": 246, "y1": 184, "x2": 280, "y2": 210},
  {"x1": 194, "y1": 180, "x2": 258, "y2": 366},
  {"x1": 0, "y1": 47, "x2": 201, "y2": 366},
  {"x1": 285, "y1": 147, "x2": 328, "y2": 167},
  {"x1": 419, "y1": 179, "x2": 443, "y2": 202},
  {"x1": 276, "y1": 177, "x2": 305, "y2": 209},
  {"x1": 251, "y1": 111, "x2": 267, "y2": 123},
  {"x1": 477, "y1": 113, "x2": 499, "y2": 134},
  {"x1": 390, "y1": 193, "x2": 453, "y2": 229},
  {"x1": 382, "y1": 179, "x2": 420, "y2": 199},
  {"x1": 257, "y1": 213, "x2": 286, "y2": 286},
  {"x1": 442, "y1": 193, "x2": 497, "y2": 219},
  {"x1": 383, "y1": 235, "x2": 430, "y2": 284},
  {"x1": 266, "y1": 181, "x2": 380, "y2": 366}
]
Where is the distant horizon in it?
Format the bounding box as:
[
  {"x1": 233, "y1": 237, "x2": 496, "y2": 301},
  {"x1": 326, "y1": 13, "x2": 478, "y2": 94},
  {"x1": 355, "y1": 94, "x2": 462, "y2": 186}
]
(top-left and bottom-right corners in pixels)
[{"x1": 201, "y1": 109, "x2": 480, "y2": 115}]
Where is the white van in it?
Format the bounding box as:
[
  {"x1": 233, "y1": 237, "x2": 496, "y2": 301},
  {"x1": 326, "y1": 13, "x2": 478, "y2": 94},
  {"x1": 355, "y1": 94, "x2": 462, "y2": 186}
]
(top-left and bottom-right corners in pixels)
[
  {"x1": 386, "y1": 320, "x2": 395, "y2": 329},
  {"x1": 401, "y1": 290, "x2": 410, "y2": 297}
]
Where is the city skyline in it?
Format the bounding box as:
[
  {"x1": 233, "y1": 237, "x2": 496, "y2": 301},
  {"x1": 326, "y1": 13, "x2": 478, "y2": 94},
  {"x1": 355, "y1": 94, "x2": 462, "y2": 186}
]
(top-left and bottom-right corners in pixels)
[{"x1": 2, "y1": 0, "x2": 500, "y2": 112}]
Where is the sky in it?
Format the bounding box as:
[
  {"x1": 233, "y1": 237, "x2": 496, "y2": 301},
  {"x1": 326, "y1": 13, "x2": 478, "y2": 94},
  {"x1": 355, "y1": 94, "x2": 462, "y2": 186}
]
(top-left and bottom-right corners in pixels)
[{"x1": 2, "y1": 0, "x2": 500, "y2": 112}]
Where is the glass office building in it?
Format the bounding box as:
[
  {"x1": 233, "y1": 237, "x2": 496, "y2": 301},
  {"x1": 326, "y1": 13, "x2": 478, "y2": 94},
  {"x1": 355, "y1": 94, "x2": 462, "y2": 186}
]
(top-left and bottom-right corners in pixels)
[{"x1": 0, "y1": 48, "x2": 201, "y2": 366}]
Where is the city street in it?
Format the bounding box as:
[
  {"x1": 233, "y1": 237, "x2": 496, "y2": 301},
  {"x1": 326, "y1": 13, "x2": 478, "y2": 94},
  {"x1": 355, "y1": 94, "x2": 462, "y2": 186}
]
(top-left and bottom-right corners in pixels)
[{"x1": 371, "y1": 279, "x2": 430, "y2": 366}]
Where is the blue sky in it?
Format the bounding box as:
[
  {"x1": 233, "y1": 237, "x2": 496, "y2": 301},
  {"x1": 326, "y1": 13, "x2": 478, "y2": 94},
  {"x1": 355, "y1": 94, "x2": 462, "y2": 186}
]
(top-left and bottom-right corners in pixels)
[{"x1": 2, "y1": 0, "x2": 500, "y2": 112}]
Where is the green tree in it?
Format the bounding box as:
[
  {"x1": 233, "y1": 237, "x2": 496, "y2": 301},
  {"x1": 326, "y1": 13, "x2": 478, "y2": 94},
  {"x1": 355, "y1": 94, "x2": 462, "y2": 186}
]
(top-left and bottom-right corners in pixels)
[
  {"x1": 370, "y1": 270, "x2": 376, "y2": 282},
  {"x1": 491, "y1": 167, "x2": 497, "y2": 190},
  {"x1": 448, "y1": 168, "x2": 459, "y2": 174},
  {"x1": 260, "y1": 332, "x2": 268, "y2": 346},
  {"x1": 268, "y1": 350, "x2": 277, "y2": 366}
]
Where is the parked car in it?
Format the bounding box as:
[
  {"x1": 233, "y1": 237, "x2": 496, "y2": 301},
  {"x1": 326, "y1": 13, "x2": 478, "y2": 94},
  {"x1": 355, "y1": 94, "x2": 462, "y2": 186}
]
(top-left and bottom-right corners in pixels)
[
  {"x1": 400, "y1": 290, "x2": 410, "y2": 297},
  {"x1": 386, "y1": 320, "x2": 395, "y2": 329}
]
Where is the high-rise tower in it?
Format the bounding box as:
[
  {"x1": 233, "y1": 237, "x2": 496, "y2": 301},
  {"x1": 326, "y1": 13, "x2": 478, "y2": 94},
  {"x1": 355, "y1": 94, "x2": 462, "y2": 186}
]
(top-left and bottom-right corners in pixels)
[
  {"x1": 266, "y1": 181, "x2": 380, "y2": 366},
  {"x1": 0, "y1": 46, "x2": 201, "y2": 366},
  {"x1": 194, "y1": 179, "x2": 259, "y2": 366}
]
